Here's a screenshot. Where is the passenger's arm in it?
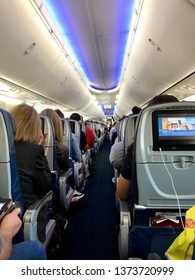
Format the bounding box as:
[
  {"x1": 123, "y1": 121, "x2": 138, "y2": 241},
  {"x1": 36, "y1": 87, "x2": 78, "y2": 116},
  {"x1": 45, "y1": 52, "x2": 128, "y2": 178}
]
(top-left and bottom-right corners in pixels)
[
  {"x1": 116, "y1": 144, "x2": 134, "y2": 201},
  {"x1": 72, "y1": 134, "x2": 82, "y2": 161},
  {"x1": 0, "y1": 208, "x2": 21, "y2": 260},
  {"x1": 117, "y1": 174, "x2": 132, "y2": 201},
  {"x1": 33, "y1": 146, "x2": 52, "y2": 195},
  {"x1": 56, "y1": 143, "x2": 70, "y2": 171}
]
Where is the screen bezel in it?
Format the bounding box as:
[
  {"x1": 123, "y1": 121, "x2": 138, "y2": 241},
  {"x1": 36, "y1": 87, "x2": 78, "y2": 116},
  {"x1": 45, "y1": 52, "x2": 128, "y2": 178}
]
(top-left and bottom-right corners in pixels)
[{"x1": 152, "y1": 110, "x2": 195, "y2": 151}]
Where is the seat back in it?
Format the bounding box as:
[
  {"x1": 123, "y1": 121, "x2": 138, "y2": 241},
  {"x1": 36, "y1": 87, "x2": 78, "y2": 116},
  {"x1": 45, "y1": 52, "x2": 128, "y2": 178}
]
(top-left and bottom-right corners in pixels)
[
  {"x1": 134, "y1": 101, "x2": 195, "y2": 210},
  {"x1": 69, "y1": 119, "x2": 80, "y2": 148},
  {"x1": 60, "y1": 118, "x2": 76, "y2": 196},
  {"x1": 0, "y1": 108, "x2": 24, "y2": 208},
  {"x1": 39, "y1": 114, "x2": 56, "y2": 172},
  {"x1": 40, "y1": 114, "x2": 73, "y2": 210},
  {"x1": 0, "y1": 109, "x2": 55, "y2": 248},
  {"x1": 124, "y1": 114, "x2": 138, "y2": 155},
  {"x1": 69, "y1": 118, "x2": 90, "y2": 177},
  {"x1": 119, "y1": 118, "x2": 128, "y2": 142},
  {"x1": 60, "y1": 118, "x2": 72, "y2": 154},
  {"x1": 61, "y1": 118, "x2": 72, "y2": 164},
  {"x1": 68, "y1": 119, "x2": 83, "y2": 186}
]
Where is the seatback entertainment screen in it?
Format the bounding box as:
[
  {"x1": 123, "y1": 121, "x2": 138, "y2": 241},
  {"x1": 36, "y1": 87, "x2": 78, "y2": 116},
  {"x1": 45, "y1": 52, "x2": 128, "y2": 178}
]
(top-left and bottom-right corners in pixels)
[{"x1": 152, "y1": 110, "x2": 195, "y2": 151}]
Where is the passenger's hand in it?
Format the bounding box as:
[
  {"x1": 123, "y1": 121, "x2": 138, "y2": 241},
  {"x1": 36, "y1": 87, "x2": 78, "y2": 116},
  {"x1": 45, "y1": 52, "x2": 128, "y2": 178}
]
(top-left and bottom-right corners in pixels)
[
  {"x1": 0, "y1": 208, "x2": 22, "y2": 238},
  {"x1": 38, "y1": 133, "x2": 48, "y2": 145}
]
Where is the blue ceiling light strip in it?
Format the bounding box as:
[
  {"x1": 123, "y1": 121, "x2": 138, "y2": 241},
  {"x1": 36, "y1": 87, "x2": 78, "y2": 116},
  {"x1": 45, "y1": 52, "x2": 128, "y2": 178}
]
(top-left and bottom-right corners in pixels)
[
  {"x1": 42, "y1": 0, "x2": 95, "y2": 83},
  {"x1": 101, "y1": 104, "x2": 115, "y2": 116},
  {"x1": 42, "y1": 0, "x2": 135, "y2": 91}
]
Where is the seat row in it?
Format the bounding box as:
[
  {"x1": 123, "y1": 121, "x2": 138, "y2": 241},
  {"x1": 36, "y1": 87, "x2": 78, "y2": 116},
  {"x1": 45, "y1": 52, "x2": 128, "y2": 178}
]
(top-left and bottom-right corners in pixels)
[
  {"x1": 114, "y1": 101, "x2": 195, "y2": 259},
  {"x1": 0, "y1": 107, "x2": 106, "y2": 252}
]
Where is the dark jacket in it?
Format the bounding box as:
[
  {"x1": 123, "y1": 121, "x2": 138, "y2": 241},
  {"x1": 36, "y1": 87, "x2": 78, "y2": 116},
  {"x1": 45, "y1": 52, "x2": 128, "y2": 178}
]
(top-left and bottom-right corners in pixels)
[{"x1": 14, "y1": 141, "x2": 52, "y2": 242}]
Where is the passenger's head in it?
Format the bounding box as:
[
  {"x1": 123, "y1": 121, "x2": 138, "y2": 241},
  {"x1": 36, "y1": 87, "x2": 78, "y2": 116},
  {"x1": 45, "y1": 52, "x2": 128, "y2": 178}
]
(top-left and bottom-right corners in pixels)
[
  {"x1": 55, "y1": 109, "x2": 64, "y2": 118},
  {"x1": 10, "y1": 103, "x2": 42, "y2": 144},
  {"x1": 69, "y1": 113, "x2": 81, "y2": 121},
  {"x1": 40, "y1": 108, "x2": 63, "y2": 144},
  {"x1": 148, "y1": 94, "x2": 179, "y2": 106},
  {"x1": 132, "y1": 106, "x2": 142, "y2": 114}
]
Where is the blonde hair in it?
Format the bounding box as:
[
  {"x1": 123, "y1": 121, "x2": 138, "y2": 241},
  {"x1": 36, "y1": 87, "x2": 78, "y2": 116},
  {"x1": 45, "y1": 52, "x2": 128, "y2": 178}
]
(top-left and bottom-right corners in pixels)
[
  {"x1": 10, "y1": 103, "x2": 41, "y2": 144},
  {"x1": 40, "y1": 108, "x2": 63, "y2": 144}
]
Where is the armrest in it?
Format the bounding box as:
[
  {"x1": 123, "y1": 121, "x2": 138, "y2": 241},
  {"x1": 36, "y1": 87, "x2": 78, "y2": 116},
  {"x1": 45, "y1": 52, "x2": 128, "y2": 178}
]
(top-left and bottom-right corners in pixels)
[
  {"x1": 23, "y1": 191, "x2": 55, "y2": 244},
  {"x1": 117, "y1": 196, "x2": 131, "y2": 260},
  {"x1": 23, "y1": 191, "x2": 53, "y2": 224},
  {"x1": 58, "y1": 168, "x2": 74, "y2": 210},
  {"x1": 118, "y1": 198, "x2": 131, "y2": 226}
]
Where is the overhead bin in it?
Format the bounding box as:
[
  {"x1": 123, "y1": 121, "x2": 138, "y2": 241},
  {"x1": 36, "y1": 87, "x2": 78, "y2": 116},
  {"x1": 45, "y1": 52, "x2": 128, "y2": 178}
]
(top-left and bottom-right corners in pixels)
[
  {"x1": 0, "y1": 0, "x2": 104, "y2": 120},
  {"x1": 115, "y1": 0, "x2": 195, "y2": 117}
]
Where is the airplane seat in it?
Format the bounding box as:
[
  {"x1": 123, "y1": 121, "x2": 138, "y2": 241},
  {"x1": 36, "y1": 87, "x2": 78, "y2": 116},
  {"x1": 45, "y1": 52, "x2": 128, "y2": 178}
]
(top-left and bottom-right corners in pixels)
[
  {"x1": 95, "y1": 123, "x2": 102, "y2": 151},
  {"x1": 119, "y1": 101, "x2": 195, "y2": 259},
  {"x1": 80, "y1": 120, "x2": 90, "y2": 171},
  {"x1": 0, "y1": 108, "x2": 55, "y2": 248},
  {"x1": 124, "y1": 114, "x2": 139, "y2": 155},
  {"x1": 117, "y1": 114, "x2": 138, "y2": 259},
  {"x1": 85, "y1": 121, "x2": 97, "y2": 174},
  {"x1": 58, "y1": 118, "x2": 74, "y2": 210},
  {"x1": 0, "y1": 108, "x2": 24, "y2": 209},
  {"x1": 119, "y1": 117, "x2": 128, "y2": 143},
  {"x1": 39, "y1": 115, "x2": 73, "y2": 212},
  {"x1": 68, "y1": 119, "x2": 85, "y2": 189},
  {"x1": 135, "y1": 101, "x2": 195, "y2": 210}
]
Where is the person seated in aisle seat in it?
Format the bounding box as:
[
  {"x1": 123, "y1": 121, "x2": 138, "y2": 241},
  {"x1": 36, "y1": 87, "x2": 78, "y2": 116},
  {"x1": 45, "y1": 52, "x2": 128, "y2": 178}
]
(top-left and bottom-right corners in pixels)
[
  {"x1": 85, "y1": 122, "x2": 95, "y2": 149},
  {"x1": 41, "y1": 109, "x2": 84, "y2": 201},
  {"x1": 0, "y1": 207, "x2": 46, "y2": 260},
  {"x1": 109, "y1": 108, "x2": 141, "y2": 184},
  {"x1": 55, "y1": 109, "x2": 82, "y2": 163},
  {"x1": 41, "y1": 109, "x2": 69, "y2": 174},
  {"x1": 85, "y1": 121, "x2": 96, "y2": 176},
  {"x1": 109, "y1": 122, "x2": 117, "y2": 145},
  {"x1": 10, "y1": 103, "x2": 52, "y2": 242},
  {"x1": 117, "y1": 95, "x2": 179, "y2": 201},
  {"x1": 70, "y1": 112, "x2": 90, "y2": 181},
  {"x1": 70, "y1": 113, "x2": 88, "y2": 153},
  {"x1": 55, "y1": 109, "x2": 84, "y2": 189}
]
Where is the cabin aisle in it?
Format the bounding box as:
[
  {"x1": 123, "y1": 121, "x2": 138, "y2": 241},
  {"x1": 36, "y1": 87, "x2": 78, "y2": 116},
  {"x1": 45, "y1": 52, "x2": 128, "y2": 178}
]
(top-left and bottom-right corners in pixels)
[{"x1": 53, "y1": 135, "x2": 119, "y2": 260}]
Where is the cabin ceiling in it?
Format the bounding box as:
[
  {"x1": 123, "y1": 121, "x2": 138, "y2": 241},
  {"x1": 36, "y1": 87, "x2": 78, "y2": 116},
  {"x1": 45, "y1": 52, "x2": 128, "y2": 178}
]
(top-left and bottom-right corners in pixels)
[{"x1": 0, "y1": 0, "x2": 195, "y2": 120}]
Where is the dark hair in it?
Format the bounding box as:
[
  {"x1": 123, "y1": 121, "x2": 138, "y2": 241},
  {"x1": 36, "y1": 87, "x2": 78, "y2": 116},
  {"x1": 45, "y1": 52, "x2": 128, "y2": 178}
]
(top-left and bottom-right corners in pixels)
[
  {"x1": 148, "y1": 94, "x2": 179, "y2": 106},
  {"x1": 55, "y1": 109, "x2": 64, "y2": 118},
  {"x1": 70, "y1": 113, "x2": 81, "y2": 121},
  {"x1": 132, "y1": 106, "x2": 142, "y2": 114}
]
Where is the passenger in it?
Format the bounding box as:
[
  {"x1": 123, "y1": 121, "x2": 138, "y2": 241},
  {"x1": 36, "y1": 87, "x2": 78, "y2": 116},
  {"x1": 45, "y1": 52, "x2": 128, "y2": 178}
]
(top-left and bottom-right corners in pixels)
[
  {"x1": 85, "y1": 122, "x2": 95, "y2": 149},
  {"x1": 0, "y1": 207, "x2": 46, "y2": 260},
  {"x1": 41, "y1": 109, "x2": 84, "y2": 200},
  {"x1": 109, "y1": 140, "x2": 124, "y2": 172},
  {"x1": 55, "y1": 109, "x2": 64, "y2": 118},
  {"x1": 40, "y1": 109, "x2": 69, "y2": 174},
  {"x1": 70, "y1": 113, "x2": 88, "y2": 152},
  {"x1": 10, "y1": 103, "x2": 52, "y2": 242},
  {"x1": 109, "y1": 107, "x2": 141, "y2": 173},
  {"x1": 117, "y1": 95, "x2": 179, "y2": 201},
  {"x1": 85, "y1": 122, "x2": 96, "y2": 176},
  {"x1": 55, "y1": 109, "x2": 82, "y2": 162},
  {"x1": 109, "y1": 123, "x2": 116, "y2": 144}
]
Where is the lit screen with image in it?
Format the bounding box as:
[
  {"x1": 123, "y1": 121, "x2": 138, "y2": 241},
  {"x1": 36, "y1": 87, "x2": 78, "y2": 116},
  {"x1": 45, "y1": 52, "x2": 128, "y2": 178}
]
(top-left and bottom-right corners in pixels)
[
  {"x1": 158, "y1": 116, "x2": 195, "y2": 139},
  {"x1": 152, "y1": 110, "x2": 195, "y2": 150}
]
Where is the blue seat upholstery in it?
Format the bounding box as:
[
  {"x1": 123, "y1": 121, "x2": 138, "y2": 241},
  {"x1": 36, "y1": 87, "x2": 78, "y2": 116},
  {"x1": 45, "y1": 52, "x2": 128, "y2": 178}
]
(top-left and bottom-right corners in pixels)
[
  {"x1": 0, "y1": 108, "x2": 55, "y2": 248},
  {"x1": 0, "y1": 108, "x2": 24, "y2": 209}
]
